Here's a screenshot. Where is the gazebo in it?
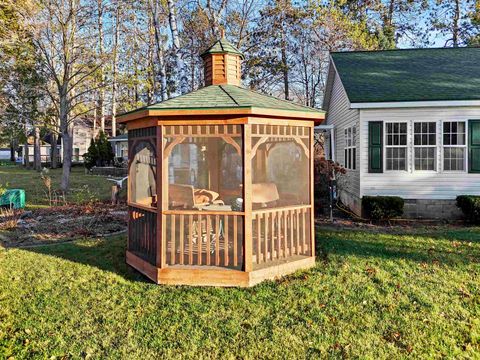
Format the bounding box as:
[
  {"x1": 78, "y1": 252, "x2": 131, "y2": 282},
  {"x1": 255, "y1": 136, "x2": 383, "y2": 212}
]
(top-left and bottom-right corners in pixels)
[{"x1": 119, "y1": 35, "x2": 325, "y2": 287}]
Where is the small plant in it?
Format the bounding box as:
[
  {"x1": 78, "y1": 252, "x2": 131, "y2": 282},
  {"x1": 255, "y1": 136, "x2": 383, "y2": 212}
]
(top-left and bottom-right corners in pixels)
[
  {"x1": 0, "y1": 183, "x2": 8, "y2": 197},
  {"x1": 0, "y1": 208, "x2": 22, "y2": 231},
  {"x1": 362, "y1": 196, "x2": 404, "y2": 220},
  {"x1": 456, "y1": 195, "x2": 480, "y2": 224},
  {"x1": 41, "y1": 168, "x2": 53, "y2": 205},
  {"x1": 72, "y1": 184, "x2": 99, "y2": 205}
]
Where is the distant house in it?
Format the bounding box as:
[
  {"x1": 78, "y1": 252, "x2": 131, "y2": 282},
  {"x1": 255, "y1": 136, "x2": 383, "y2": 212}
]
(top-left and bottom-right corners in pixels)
[
  {"x1": 323, "y1": 47, "x2": 480, "y2": 219},
  {"x1": 15, "y1": 115, "x2": 126, "y2": 165},
  {"x1": 108, "y1": 133, "x2": 128, "y2": 160}
]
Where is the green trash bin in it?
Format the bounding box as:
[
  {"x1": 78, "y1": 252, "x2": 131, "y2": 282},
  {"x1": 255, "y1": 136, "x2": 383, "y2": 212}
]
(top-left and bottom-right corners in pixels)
[{"x1": 0, "y1": 189, "x2": 26, "y2": 209}]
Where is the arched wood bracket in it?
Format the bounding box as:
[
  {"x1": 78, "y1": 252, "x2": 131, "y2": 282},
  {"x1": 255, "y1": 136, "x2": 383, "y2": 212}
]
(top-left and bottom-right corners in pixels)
[
  {"x1": 250, "y1": 136, "x2": 309, "y2": 159},
  {"x1": 222, "y1": 135, "x2": 242, "y2": 156},
  {"x1": 292, "y1": 137, "x2": 309, "y2": 158},
  {"x1": 163, "y1": 136, "x2": 186, "y2": 159},
  {"x1": 250, "y1": 136, "x2": 269, "y2": 160}
]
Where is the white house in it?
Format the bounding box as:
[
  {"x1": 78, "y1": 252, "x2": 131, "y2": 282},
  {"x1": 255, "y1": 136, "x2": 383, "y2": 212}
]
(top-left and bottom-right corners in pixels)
[
  {"x1": 323, "y1": 47, "x2": 480, "y2": 219},
  {"x1": 108, "y1": 133, "x2": 128, "y2": 160}
]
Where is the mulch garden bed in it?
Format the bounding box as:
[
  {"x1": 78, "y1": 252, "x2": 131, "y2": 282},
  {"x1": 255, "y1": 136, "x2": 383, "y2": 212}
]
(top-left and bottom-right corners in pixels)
[{"x1": 0, "y1": 202, "x2": 127, "y2": 248}]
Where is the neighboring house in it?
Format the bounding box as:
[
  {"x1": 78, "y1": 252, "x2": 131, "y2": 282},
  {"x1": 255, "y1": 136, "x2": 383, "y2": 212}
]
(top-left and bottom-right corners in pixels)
[
  {"x1": 323, "y1": 47, "x2": 480, "y2": 219},
  {"x1": 108, "y1": 133, "x2": 128, "y2": 160},
  {"x1": 0, "y1": 148, "x2": 10, "y2": 160}
]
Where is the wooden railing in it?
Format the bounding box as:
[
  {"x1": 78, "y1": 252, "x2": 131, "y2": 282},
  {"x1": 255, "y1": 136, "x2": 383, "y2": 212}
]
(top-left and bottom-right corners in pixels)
[
  {"x1": 165, "y1": 211, "x2": 244, "y2": 270},
  {"x1": 128, "y1": 206, "x2": 157, "y2": 265},
  {"x1": 252, "y1": 205, "x2": 311, "y2": 265}
]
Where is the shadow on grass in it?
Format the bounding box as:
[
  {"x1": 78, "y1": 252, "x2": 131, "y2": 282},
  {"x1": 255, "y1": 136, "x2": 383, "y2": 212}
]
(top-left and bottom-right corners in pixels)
[
  {"x1": 23, "y1": 236, "x2": 152, "y2": 283},
  {"x1": 317, "y1": 227, "x2": 480, "y2": 268},
  {"x1": 21, "y1": 226, "x2": 480, "y2": 281}
]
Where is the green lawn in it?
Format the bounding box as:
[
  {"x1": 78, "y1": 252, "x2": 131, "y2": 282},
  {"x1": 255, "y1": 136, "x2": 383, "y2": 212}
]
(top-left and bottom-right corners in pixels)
[
  {"x1": 0, "y1": 165, "x2": 115, "y2": 208},
  {"x1": 1, "y1": 227, "x2": 479, "y2": 359}
]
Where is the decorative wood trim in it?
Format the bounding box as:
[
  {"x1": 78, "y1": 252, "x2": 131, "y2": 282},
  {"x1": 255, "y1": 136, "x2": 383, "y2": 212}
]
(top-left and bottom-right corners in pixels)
[
  {"x1": 163, "y1": 136, "x2": 186, "y2": 159},
  {"x1": 156, "y1": 126, "x2": 163, "y2": 267},
  {"x1": 157, "y1": 267, "x2": 250, "y2": 287},
  {"x1": 243, "y1": 124, "x2": 253, "y2": 272},
  {"x1": 127, "y1": 202, "x2": 157, "y2": 213},
  {"x1": 252, "y1": 204, "x2": 312, "y2": 215},
  {"x1": 248, "y1": 256, "x2": 315, "y2": 286},
  {"x1": 158, "y1": 118, "x2": 248, "y2": 125},
  {"x1": 119, "y1": 108, "x2": 323, "y2": 123},
  {"x1": 292, "y1": 137, "x2": 309, "y2": 158},
  {"x1": 163, "y1": 210, "x2": 245, "y2": 216},
  {"x1": 161, "y1": 125, "x2": 168, "y2": 268},
  {"x1": 126, "y1": 251, "x2": 158, "y2": 283},
  {"x1": 248, "y1": 117, "x2": 318, "y2": 127},
  {"x1": 222, "y1": 135, "x2": 242, "y2": 156},
  {"x1": 309, "y1": 126, "x2": 315, "y2": 258},
  {"x1": 250, "y1": 136, "x2": 269, "y2": 160}
]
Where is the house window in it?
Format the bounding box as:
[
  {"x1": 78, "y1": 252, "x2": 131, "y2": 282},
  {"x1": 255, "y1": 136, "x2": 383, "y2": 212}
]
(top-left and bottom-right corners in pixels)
[
  {"x1": 414, "y1": 122, "x2": 436, "y2": 171},
  {"x1": 443, "y1": 121, "x2": 466, "y2": 171},
  {"x1": 385, "y1": 122, "x2": 407, "y2": 171},
  {"x1": 344, "y1": 126, "x2": 356, "y2": 170}
]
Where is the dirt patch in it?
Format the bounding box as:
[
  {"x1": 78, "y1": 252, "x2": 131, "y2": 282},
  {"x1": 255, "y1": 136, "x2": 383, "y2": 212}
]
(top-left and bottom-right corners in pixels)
[
  {"x1": 316, "y1": 206, "x2": 467, "y2": 234},
  {"x1": 0, "y1": 202, "x2": 127, "y2": 247}
]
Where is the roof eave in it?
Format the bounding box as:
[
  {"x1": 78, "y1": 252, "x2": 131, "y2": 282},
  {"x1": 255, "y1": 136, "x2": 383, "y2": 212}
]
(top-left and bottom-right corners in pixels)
[
  {"x1": 118, "y1": 106, "x2": 325, "y2": 123},
  {"x1": 350, "y1": 99, "x2": 480, "y2": 109}
]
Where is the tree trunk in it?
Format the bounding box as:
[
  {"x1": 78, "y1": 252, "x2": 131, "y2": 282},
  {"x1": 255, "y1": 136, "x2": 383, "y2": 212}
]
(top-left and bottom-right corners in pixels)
[
  {"x1": 111, "y1": 6, "x2": 120, "y2": 137},
  {"x1": 97, "y1": 0, "x2": 105, "y2": 132},
  {"x1": 167, "y1": 0, "x2": 187, "y2": 95},
  {"x1": 452, "y1": 0, "x2": 460, "y2": 47},
  {"x1": 60, "y1": 85, "x2": 72, "y2": 192},
  {"x1": 151, "y1": 0, "x2": 167, "y2": 101},
  {"x1": 61, "y1": 129, "x2": 73, "y2": 192},
  {"x1": 281, "y1": 29, "x2": 289, "y2": 100},
  {"x1": 24, "y1": 142, "x2": 30, "y2": 169},
  {"x1": 33, "y1": 126, "x2": 41, "y2": 171},
  {"x1": 9, "y1": 138, "x2": 16, "y2": 162},
  {"x1": 51, "y1": 133, "x2": 58, "y2": 168}
]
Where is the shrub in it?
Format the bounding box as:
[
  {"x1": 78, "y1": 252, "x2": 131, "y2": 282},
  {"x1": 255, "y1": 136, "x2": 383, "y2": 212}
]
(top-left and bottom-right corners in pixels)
[
  {"x1": 313, "y1": 140, "x2": 346, "y2": 215},
  {"x1": 362, "y1": 196, "x2": 404, "y2": 220},
  {"x1": 84, "y1": 131, "x2": 115, "y2": 169},
  {"x1": 456, "y1": 195, "x2": 480, "y2": 224}
]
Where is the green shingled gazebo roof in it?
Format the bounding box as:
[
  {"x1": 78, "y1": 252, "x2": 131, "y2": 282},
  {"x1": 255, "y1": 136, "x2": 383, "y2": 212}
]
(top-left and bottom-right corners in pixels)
[
  {"x1": 332, "y1": 47, "x2": 480, "y2": 103},
  {"x1": 121, "y1": 85, "x2": 323, "y2": 116},
  {"x1": 201, "y1": 37, "x2": 244, "y2": 59}
]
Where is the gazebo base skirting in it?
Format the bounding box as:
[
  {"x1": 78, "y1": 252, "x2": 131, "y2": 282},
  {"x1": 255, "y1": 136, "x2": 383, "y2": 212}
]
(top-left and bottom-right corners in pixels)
[{"x1": 126, "y1": 251, "x2": 315, "y2": 287}]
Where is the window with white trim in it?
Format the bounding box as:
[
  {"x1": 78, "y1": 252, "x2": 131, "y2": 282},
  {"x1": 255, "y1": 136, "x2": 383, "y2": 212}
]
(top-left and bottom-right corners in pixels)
[
  {"x1": 414, "y1": 122, "x2": 436, "y2": 171},
  {"x1": 385, "y1": 122, "x2": 407, "y2": 171},
  {"x1": 443, "y1": 121, "x2": 466, "y2": 171},
  {"x1": 344, "y1": 126, "x2": 356, "y2": 170}
]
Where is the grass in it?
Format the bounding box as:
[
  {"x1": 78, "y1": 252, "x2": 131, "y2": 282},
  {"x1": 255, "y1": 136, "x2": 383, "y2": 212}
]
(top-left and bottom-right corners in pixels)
[
  {"x1": 0, "y1": 165, "x2": 115, "y2": 208},
  {"x1": 0, "y1": 226, "x2": 479, "y2": 358}
]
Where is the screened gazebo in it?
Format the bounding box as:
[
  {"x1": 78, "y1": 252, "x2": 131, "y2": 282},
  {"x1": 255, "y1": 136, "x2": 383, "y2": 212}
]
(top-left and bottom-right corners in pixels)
[{"x1": 119, "y1": 35, "x2": 325, "y2": 287}]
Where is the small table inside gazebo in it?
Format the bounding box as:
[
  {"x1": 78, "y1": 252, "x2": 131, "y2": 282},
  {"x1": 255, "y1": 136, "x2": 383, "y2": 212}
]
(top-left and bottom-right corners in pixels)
[{"x1": 119, "y1": 34, "x2": 325, "y2": 287}]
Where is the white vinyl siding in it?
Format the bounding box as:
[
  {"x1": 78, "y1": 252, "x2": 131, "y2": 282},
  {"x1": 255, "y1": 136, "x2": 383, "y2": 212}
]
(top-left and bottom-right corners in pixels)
[
  {"x1": 360, "y1": 107, "x2": 480, "y2": 200},
  {"x1": 325, "y1": 71, "x2": 360, "y2": 198}
]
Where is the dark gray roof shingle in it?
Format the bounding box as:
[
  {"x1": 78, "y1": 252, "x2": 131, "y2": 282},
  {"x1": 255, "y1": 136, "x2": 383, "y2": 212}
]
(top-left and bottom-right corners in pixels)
[{"x1": 332, "y1": 47, "x2": 480, "y2": 103}]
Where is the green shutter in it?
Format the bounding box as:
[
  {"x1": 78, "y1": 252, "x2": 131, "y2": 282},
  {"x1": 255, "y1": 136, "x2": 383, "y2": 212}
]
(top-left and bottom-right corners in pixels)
[
  {"x1": 469, "y1": 120, "x2": 480, "y2": 173},
  {"x1": 368, "y1": 121, "x2": 383, "y2": 173}
]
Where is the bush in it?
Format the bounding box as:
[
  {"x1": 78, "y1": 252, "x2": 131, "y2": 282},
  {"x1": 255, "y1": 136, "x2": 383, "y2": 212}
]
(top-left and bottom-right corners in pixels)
[
  {"x1": 456, "y1": 195, "x2": 480, "y2": 224},
  {"x1": 362, "y1": 196, "x2": 404, "y2": 220},
  {"x1": 84, "y1": 131, "x2": 115, "y2": 169}
]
